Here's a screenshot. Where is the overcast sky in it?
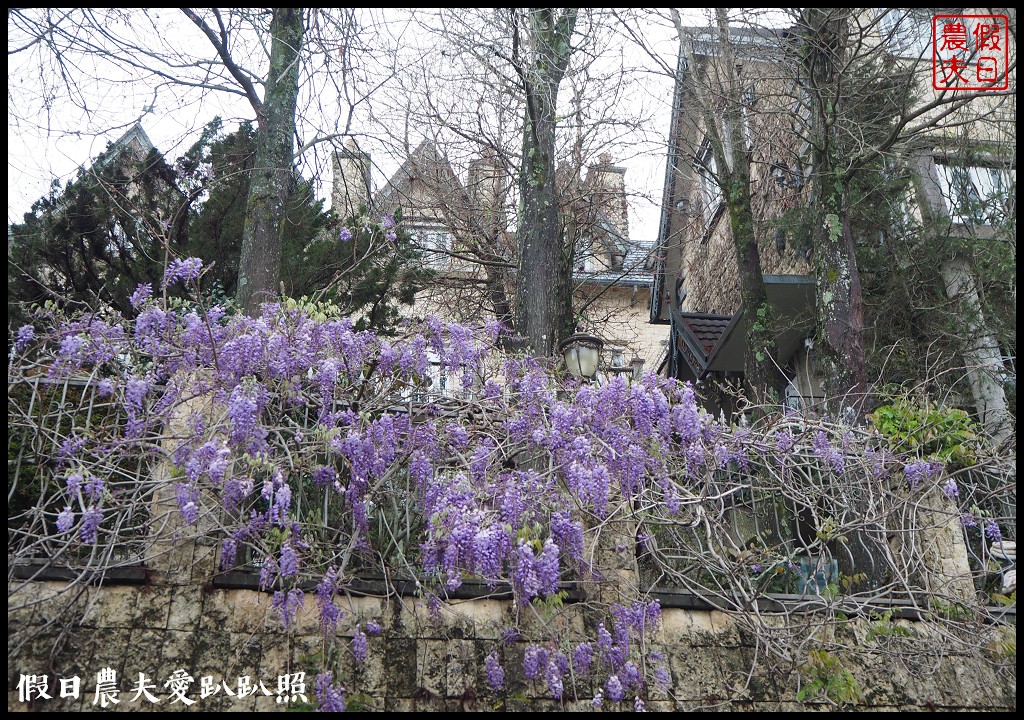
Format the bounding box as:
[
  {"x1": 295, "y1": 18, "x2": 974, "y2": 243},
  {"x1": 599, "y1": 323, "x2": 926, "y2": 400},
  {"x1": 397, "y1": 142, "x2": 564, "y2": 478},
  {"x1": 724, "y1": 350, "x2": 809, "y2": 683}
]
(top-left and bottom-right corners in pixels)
[{"x1": 7, "y1": 9, "x2": 691, "y2": 242}]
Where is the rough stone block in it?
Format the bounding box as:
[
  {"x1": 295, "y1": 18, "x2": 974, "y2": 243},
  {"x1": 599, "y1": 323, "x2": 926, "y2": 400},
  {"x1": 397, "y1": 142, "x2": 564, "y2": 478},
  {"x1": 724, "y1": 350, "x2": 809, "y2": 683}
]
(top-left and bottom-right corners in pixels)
[
  {"x1": 375, "y1": 636, "x2": 416, "y2": 698},
  {"x1": 166, "y1": 586, "x2": 204, "y2": 631},
  {"x1": 445, "y1": 639, "x2": 477, "y2": 698}
]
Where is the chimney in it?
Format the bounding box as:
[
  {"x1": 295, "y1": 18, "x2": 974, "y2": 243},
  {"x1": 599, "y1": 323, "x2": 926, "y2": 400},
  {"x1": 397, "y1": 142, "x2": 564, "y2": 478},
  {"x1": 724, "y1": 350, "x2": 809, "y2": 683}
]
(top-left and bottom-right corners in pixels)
[
  {"x1": 467, "y1": 147, "x2": 507, "y2": 238},
  {"x1": 332, "y1": 139, "x2": 371, "y2": 219},
  {"x1": 586, "y1": 153, "x2": 629, "y2": 239}
]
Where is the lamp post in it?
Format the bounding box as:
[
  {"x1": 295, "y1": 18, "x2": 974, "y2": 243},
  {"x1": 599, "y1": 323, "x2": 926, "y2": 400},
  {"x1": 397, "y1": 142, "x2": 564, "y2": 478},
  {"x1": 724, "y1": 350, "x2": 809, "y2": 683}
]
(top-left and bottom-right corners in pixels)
[{"x1": 558, "y1": 333, "x2": 604, "y2": 382}]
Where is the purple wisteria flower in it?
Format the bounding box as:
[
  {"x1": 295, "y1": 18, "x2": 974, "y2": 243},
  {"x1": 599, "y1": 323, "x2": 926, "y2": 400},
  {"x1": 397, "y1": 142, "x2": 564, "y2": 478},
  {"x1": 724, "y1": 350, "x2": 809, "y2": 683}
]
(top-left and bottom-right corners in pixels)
[
  {"x1": 984, "y1": 520, "x2": 1002, "y2": 542},
  {"x1": 96, "y1": 378, "x2": 115, "y2": 397},
  {"x1": 572, "y1": 642, "x2": 593, "y2": 675},
  {"x1": 84, "y1": 474, "x2": 104, "y2": 502},
  {"x1": 272, "y1": 588, "x2": 304, "y2": 629},
  {"x1": 622, "y1": 661, "x2": 642, "y2": 688},
  {"x1": 129, "y1": 283, "x2": 153, "y2": 308},
  {"x1": 125, "y1": 378, "x2": 150, "y2": 410},
  {"x1": 365, "y1": 619, "x2": 382, "y2": 636},
  {"x1": 774, "y1": 428, "x2": 795, "y2": 454},
  {"x1": 653, "y1": 664, "x2": 671, "y2": 692},
  {"x1": 812, "y1": 431, "x2": 845, "y2": 474},
  {"x1": 316, "y1": 569, "x2": 342, "y2": 633},
  {"x1": 352, "y1": 626, "x2": 369, "y2": 663},
  {"x1": 523, "y1": 644, "x2": 547, "y2": 681},
  {"x1": 58, "y1": 335, "x2": 84, "y2": 362},
  {"x1": 427, "y1": 594, "x2": 443, "y2": 624},
  {"x1": 279, "y1": 542, "x2": 300, "y2": 577},
  {"x1": 65, "y1": 473, "x2": 83, "y2": 495},
  {"x1": 511, "y1": 538, "x2": 560, "y2": 601},
  {"x1": 15, "y1": 325, "x2": 34, "y2": 350},
  {"x1": 635, "y1": 696, "x2": 647, "y2": 712},
  {"x1": 605, "y1": 675, "x2": 625, "y2": 703},
  {"x1": 58, "y1": 435, "x2": 86, "y2": 460},
  {"x1": 961, "y1": 514, "x2": 978, "y2": 529},
  {"x1": 80, "y1": 506, "x2": 103, "y2": 544},
  {"x1": 163, "y1": 257, "x2": 204, "y2": 287},
  {"x1": 500, "y1": 627, "x2": 521, "y2": 645},
  {"x1": 596, "y1": 623, "x2": 613, "y2": 654},
  {"x1": 904, "y1": 460, "x2": 939, "y2": 489},
  {"x1": 56, "y1": 507, "x2": 74, "y2": 534},
  {"x1": 485, "y1": 651, "x2": 505, "y2": 691},
  {"x1": 220, "y1": 537, "x2": 238, "y2": 570},
  {"x1": 175, "y1": 483, "x2": 198, "y2": 524},
  {"x1": 339, "y1": 227, "x2": 353, "y2": 243},
  {"x1": 942, "y1": 478, "x2": 959, "y2": 500},
  {"x1": 315, "y1": 672, "x2": 346, "y2": 712},
  {"x1": 546, "y1": 658, "x2": 564, "y2": 700}
]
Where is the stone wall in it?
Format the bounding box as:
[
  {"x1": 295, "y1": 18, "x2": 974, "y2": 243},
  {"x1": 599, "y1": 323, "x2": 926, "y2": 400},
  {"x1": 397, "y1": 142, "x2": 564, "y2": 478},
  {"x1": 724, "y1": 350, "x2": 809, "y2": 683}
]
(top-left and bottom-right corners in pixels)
[{"x1": 9, "y1": 574, "x2": 1015, "y2": 712}]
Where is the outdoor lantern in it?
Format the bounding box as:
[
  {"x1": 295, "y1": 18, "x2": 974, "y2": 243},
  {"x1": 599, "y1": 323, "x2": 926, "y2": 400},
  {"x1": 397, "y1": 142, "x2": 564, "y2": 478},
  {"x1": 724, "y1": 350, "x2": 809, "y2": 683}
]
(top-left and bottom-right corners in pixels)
[{"x1": 559, "y1": 333, "x2": 604, "y2": 381}]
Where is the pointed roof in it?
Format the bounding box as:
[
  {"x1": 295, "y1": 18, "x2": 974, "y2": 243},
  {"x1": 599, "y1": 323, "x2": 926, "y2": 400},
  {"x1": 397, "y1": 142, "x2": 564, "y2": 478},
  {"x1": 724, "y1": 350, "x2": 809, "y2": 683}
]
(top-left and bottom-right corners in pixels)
[
  {"x1": 672, "y1": 275, "x2": 815, "y2": 381},
  {"x1": 94, "y1": 123, "x2": 155, "y2": 169},
  {"x1": 374, "y1": 140, "x2": 472, "y2": 220}
]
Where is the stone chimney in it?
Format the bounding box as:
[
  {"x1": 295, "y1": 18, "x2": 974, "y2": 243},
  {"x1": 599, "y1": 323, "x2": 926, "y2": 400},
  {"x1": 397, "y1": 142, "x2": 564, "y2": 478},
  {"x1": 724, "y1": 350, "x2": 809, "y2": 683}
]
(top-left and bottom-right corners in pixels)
[
  {"x1": 585, "y1": 153, "x2": 629, "y2": 239},
  {"x1": 332, "y1": 139, "x2": 371, "y2": 219},
  {"x1": 467, "y1": 147, "x2": 507, "y2": 238}
]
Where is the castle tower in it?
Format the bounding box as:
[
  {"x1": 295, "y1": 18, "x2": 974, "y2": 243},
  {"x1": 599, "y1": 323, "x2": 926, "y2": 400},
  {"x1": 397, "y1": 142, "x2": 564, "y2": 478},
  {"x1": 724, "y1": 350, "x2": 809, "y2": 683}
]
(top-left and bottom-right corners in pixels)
[
  {"x1": 466, "y1": 147, "x2": 507, "y2": 238},
  {"x1": 332, "y1": 139, "x2": 371, "y2": 219},
  {"x1": 585, "y1": 153, "x2": 629, "y2": 239}
]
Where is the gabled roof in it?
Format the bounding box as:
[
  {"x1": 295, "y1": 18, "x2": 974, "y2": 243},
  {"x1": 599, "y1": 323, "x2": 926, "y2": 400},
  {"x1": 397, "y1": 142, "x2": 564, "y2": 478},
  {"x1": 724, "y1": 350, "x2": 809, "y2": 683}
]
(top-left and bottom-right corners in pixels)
[
  {"x1": 673, "y1": 275, "x2": 815, "y2": 381},
  {"x1": 673, "y1": 311, "x2": 734, "y2": 381},
  {"x1": 376, "y1": 141, "x2": 650, "y2": 286},
  {"x1": 94, "y1": 124, "x2": 155, "y2": 170},
  {"x1": 374, "y1": 140, "x2": 472, "y2": 219},
  {"x1": 683, "y1": 313, "x2": 732, "y2": 355},
  {"x1": 579, "y1": 238, "x2": 654, "y2": 287}
]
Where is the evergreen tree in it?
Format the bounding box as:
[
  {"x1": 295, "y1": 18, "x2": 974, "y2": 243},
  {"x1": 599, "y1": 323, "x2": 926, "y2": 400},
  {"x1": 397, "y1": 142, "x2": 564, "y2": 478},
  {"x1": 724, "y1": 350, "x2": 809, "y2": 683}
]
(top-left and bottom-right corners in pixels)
[
  {"x1": 8, "y1": 137, "x2": 186, "y2": 324},
  {"x1": 9, "y1": 120, "x2": 431, "y2": 335}
]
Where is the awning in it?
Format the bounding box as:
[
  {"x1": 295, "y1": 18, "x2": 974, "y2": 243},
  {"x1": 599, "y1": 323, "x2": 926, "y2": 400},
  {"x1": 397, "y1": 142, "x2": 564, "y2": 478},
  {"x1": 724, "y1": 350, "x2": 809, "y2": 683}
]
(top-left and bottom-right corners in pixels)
[
  {"x1": 672, "y1": 274, "x2": 815, "y2": 379},
  {"x1": 705, "y1": 274, "x2": 815, "y2": 373}
]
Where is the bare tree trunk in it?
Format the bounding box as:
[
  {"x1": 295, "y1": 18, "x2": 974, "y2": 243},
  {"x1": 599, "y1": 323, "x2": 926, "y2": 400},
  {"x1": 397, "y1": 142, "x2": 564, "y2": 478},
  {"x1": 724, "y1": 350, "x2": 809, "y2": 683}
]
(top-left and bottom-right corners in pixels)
[
  {"x1": 800, "y1": 8, "x2": 869, "y2": 420},
  {"x1": 940, "y1": 255, "x2": 1013, "y2": 447},
  {"x1": 237, "y1": 8, "x2": 304, "y2": 316},
  {"x1": 513, "y1": 9, "x2": 578, "y2": 357},
  {"x1": 714, "y1": 9, "x2": 778, "y2": 410},
  {"x1": 800, "y1": 8, "x2": 887, "y2": 589}
]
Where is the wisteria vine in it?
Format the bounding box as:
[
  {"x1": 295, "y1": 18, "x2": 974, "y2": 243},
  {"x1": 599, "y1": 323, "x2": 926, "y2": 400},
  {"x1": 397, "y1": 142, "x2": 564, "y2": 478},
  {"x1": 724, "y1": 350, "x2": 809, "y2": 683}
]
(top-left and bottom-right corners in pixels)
[{"x1": 8, "y1": 257, "x2": 1016, "y2": 709}]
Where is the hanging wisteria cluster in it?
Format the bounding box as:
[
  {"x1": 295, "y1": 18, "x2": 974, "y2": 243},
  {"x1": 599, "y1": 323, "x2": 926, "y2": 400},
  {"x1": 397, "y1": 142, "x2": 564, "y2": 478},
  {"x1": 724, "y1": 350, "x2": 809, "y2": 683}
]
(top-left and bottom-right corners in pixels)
[{"x1": 8, "y1": 258, "x2": 1015, "y2": 709}]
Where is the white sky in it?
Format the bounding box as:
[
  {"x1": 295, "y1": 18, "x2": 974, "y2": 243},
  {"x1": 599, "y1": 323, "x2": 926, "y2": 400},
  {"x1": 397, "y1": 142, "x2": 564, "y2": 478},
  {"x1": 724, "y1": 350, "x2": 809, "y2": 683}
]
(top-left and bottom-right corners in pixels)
[{"x1": 7, "y1": 9, "x2": 689, "y2": 242}]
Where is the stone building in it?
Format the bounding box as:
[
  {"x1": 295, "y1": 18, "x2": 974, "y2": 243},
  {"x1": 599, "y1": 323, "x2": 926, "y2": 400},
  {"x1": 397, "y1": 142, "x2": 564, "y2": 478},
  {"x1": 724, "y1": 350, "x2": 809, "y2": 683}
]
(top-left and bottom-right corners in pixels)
[
  {"x1": 649, "y1": 13, "x2": 1015, "y2": 427},
  {"x1": 649, "y1": 25, "x2": 819, "y2": 415},
  {"x1": 334, "y1": 140, "x2": 666, "y2": 384}
]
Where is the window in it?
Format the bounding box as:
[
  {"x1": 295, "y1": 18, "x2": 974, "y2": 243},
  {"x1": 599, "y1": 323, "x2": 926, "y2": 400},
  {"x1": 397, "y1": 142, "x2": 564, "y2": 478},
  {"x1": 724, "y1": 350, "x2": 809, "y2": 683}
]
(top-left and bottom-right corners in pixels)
[
  {"x1": 697, "y1": 143, "x2": 722, "y2": 229},
  {"x1": 934, "y1": 162, "x2": 1013, "y2": 225},
  {"x1": 412, "y1": 228, "x2": 453, "y2": 266},
  {"x1": 675, "y1": 274, "x2": 687, "y2": 307},
  {"x1": 405, "y1": 351, "x2": 477, "y2": 403},
  {"x1": 741, "y1": 86, "x2": 755, "y2": 153},
  {"x1": 878, "y1": 9, "x2": 932, "y2": 59}
]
